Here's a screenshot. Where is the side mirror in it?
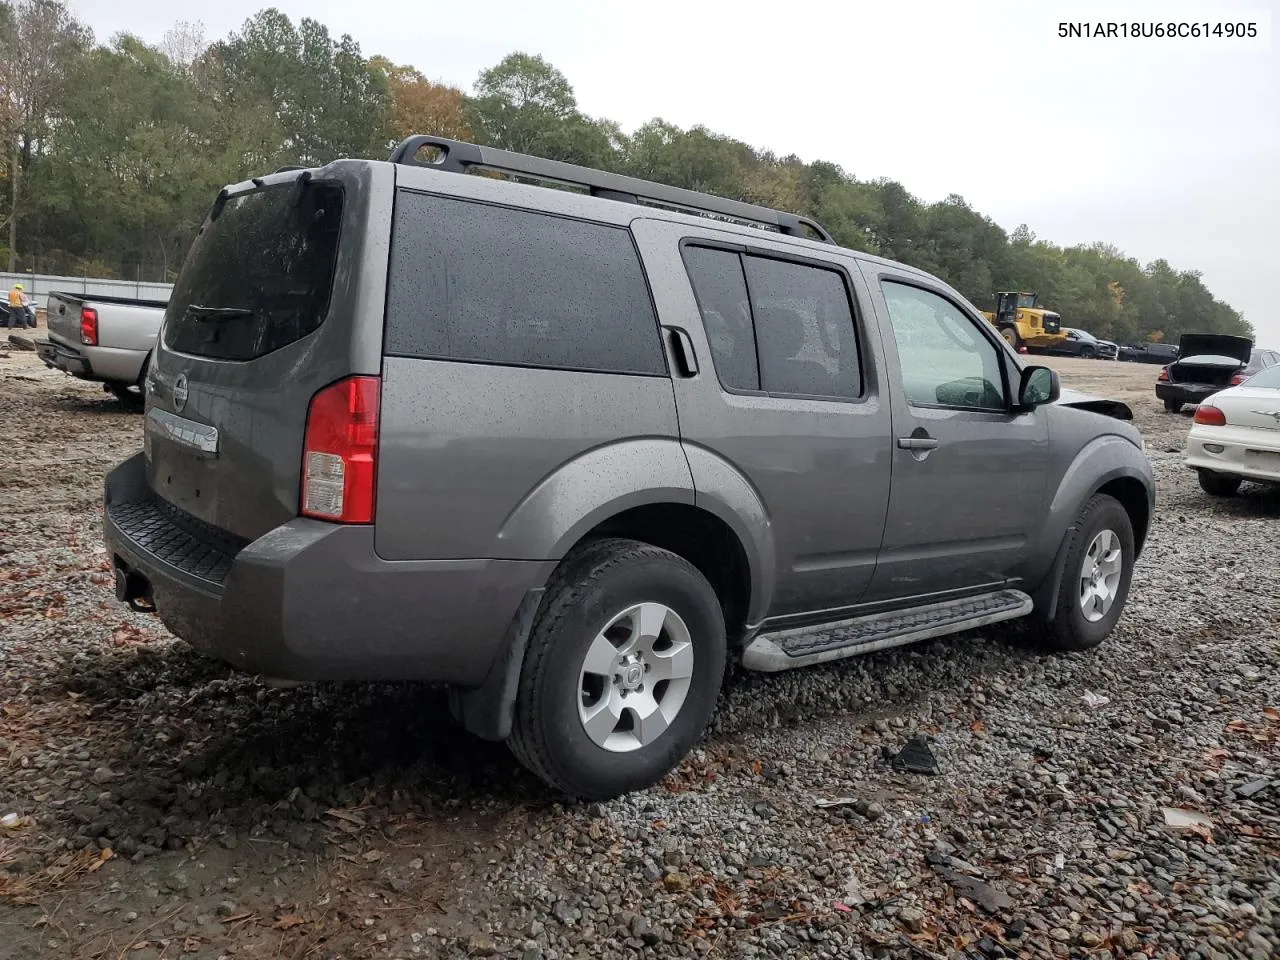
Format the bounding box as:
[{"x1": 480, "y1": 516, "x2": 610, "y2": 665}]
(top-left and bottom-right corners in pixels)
[{"x1": 1018, "y1": 365, "x2": 1060, "y2": 408}]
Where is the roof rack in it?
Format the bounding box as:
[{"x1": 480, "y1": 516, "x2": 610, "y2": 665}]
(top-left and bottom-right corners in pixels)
[{"x1": 387, "y1": 135, "x2": 834, "y2": 244}]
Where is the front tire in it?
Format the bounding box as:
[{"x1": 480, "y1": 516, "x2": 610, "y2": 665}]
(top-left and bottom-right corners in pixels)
[
  {"x1": 1080, "y1": 346, "x2": 1096, "y2": 359},
  {"x1": 1198, "y1": 470, "x2": 1242, "y2": 497},
  {"x1": 509, "y1": 538, "x2": 726, "y2": 800},
  {"x1": 1001, "y1": 327, "x2": 1021, "y2": 350},
  {"x1": 1038, "y1": 494, "x2": 1135, "y2": 652}
]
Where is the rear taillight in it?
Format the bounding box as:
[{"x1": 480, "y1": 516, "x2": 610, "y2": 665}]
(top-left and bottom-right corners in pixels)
[
  {"x1": 1230, "y1": 373, "x2": 1248, "y2": 386},
  {"x1": 1194, "y1": 405, "x2": 1226, "y2": 427},
  {"x1": 1157, "y1": 367, "x2": 1169, "y2": 382},
  {"x1": 80, "y1": 307, "x2": 98, "y2": 345},
  {"x1": 301, "y1": 376, "x2": 380, "y2": 523}
]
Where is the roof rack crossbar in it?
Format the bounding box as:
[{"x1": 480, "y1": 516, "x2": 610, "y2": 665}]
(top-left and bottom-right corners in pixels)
[{"x1": 387, "y1": 134, "x2": 834, "y2": 244}]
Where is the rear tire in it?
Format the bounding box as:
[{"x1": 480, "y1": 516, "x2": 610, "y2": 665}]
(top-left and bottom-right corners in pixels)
[
  {"x1": 1037, "y1": 494, "x2": 1134, "y2": 652},
  {"x1": 108, "y1": 382, "x2": 144, "y2": 410},
  {"x1": 1198, "y1": 470, "x2": 1242, "y2": 497},
  {"x1": 509, "y1": 538, "x2": 726, "y2": 800},
  {"x1": 1163, "y1": 398, "x2": 1181, "y2": 413}
]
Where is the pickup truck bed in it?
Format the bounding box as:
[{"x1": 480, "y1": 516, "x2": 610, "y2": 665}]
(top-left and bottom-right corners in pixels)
[{"x1": 36, "y1": 291, "x2": 168, "y2": 405}]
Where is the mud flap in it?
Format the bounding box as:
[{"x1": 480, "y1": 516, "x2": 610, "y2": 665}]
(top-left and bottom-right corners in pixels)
[
  {"x1": 1031, "y1": 526, "x2": 1075, "y2": 623},
  {"x1": 449, "y1": 588, "x2": 544, "y2": 741}
]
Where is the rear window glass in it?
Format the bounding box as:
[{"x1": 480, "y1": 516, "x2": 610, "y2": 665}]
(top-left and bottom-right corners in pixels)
[
  {"x1": 384, "y1": 192, "x2": 665, "y2": 376},
  {"x1": 163, "y1": 181, "x2": 344, "y2": 361}
]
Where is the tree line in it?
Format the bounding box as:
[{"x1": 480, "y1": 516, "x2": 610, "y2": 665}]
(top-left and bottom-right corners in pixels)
[{"x1": 0, "y1": 1, "x2": 1250, "y2": 343}]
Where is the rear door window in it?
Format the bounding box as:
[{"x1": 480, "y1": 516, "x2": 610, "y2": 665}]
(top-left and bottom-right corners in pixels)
[
  {"x1": 744, "y1": 255, "x2": 861, "y2": 399},
  {"x1": 682, "y1": 245, "x2": 759, "y2": 391},
  {"x1": 680, "y1": 243, "x2": 862, "y2": 399},
  {"x1": 385, "y1": 192, "x2": 665, "y2": 376},
  {"x1": 163, "y1": 181, "x2": 344, "y2": 361}
]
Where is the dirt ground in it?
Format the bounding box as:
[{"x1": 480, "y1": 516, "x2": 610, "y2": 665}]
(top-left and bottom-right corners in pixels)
[{"x1": 1, "y1": 334, "x2": 1277, "y2": 960}]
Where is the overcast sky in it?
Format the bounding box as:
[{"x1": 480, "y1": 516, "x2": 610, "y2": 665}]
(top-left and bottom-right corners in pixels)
[{"x1": 71, "y1": 0, "x2": 1279, "y2": 344}]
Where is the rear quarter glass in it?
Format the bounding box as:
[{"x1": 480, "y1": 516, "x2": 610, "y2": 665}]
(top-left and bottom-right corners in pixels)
[
  {"x1": 163, "y1": 181, "x2": 344, "y2": 362},
  {"x1": 383, "y1": 191, "x2": 665, "y2": 376}
]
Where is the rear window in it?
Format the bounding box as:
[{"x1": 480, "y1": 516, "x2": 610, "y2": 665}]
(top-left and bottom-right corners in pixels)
[
  {"x1": 384, "y1": 192, "x2": 665, "y2": 376},
  {"x1": 163, "y1": 181, "x2": 344, "y2": 361}
]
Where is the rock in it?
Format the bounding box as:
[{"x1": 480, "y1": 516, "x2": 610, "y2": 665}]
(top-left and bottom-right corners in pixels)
[
  {"x1": 662, "y1": 872, "x2": 689, "y2": 892},
  {"x1": 91, "y1": 767, "x2": 115, "y2": 785},
  {"x1": 1235, "y1": 778, "x2": 1271, "y2": 799},
  {"x1": 216, "y1": 902, "x2": 237, "y2": 918},
  {"x1": 1118, "y1": 929, "x2": 1140, "y2": 951},
  {"x1": 899, "y1": 907, "x2": 925, "y2": 933},
  {"x1": 630, "y1": 915, "x2": 659, "y2": 945},
  {"x1": 1050, "y1": 928, "x2": 1070, "y2": 942}
]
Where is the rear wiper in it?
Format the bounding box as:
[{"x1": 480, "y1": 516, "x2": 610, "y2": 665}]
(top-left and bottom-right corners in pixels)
[{"x1": 185, "y1": 305, "x2": 254, "y2": 322}]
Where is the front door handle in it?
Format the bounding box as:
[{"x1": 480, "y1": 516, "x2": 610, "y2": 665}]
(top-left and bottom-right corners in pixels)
[{"x1": 897, "y1": 437, "x2": 939, "y2": 451}]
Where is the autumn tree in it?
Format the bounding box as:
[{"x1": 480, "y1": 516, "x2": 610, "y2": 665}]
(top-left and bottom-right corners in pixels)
[{"x1": 370, "y1": 58, "x2": 470, "y2": 145}]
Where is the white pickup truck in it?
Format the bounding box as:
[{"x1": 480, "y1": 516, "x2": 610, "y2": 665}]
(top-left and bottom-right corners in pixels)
[{"x1": 36, "y1": 292, "x2": 168, "y2": 406}]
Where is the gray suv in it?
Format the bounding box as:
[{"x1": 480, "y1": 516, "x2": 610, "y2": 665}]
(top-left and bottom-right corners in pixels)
[{"x1": 104, "y1": 136, "x2": 1156, "y2": 799}]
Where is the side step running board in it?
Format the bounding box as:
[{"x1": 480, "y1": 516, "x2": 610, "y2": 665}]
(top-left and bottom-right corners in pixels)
[{"x1": 742, "y1": 589, "x2": 1033, "y2": 672}]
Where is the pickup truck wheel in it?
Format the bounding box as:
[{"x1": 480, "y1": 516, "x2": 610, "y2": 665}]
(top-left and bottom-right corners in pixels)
[
  {"x1": 1163, "y1": 398, "x2": 1181, "y2": 413},
  {"x1": 509, "y1": 538, "x2": 726, "y2": 800},
  {"x1": 1198, "y1": 470, "x2": 1242, "y2": 497},
  {"x1": 1080, "y1": 346, "x2": 1096, "y2": 359},
  {"x1": 1039, "y1": 494, "x2": 1134, "y2": 652},
  {"x1": 108, "y1": 382, "x2": 144, "y2": 410}
]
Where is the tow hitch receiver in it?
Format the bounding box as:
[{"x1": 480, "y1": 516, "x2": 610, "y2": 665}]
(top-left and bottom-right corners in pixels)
[{"x1": 113, "y1": 560, "x2": 156, "y2": 613}]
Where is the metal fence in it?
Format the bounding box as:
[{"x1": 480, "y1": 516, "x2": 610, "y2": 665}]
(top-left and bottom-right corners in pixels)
[{"x1": 0, "y1": 271, "x2": 173, "y2": 308}]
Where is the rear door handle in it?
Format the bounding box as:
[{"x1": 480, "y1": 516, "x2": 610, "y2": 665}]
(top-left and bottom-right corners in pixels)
[
  {"x1": 897, "y1": 437, "x2": 939, "y2": 451},
  {"x1": 666, "y1": 328, "x2": 699, "y2": 377}
]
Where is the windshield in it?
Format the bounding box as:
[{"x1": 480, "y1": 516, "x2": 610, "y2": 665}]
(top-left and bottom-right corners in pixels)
[
  {"x1": 1016, "y1": 293, "x2": 1037, "y2": 308},
  {"x1": 163, "y1": 180, "x2": 344, "y2": 361}
]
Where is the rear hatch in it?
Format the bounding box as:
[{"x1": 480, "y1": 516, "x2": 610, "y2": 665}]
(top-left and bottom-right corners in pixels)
[
  {"x1": 1170, "y1": 334, "x2": 1253, "y2": 385},
  {"x1": 143, "y1": 163, "x2": 390, "y2": 542}
]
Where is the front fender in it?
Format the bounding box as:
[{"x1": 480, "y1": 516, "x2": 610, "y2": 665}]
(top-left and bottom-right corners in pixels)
[
  {"x1": 495, "y1": 438, "x2": 695, "y2": 560},
  {"x1": 1027, "y1": 432, "x2": 1155, "y2": 610}
]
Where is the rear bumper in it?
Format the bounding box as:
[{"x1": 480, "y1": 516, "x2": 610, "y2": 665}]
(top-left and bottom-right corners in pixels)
[
  {"x1": 35, "y1": 336, "x2": 146, "y2": 384},
  {"x1": 1155, "y1": 382, "x2": 1222, "y2": 405},
  {"x1": 35, "y1": 338, "x2": 92, "y2": 377},
  {"x1": 104, "y1": 453, "x2": 555, "y2": 684},
  {"x1": 1185, "y1": 425, "x2": 1280, "y2": 484}
]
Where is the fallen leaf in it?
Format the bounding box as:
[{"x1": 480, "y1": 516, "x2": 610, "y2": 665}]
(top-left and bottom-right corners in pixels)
[
  {"x1": 362, "y1": 849, "x2": 386, "y2": 862},
  {"x1": 969, "y1": 720, "x2": 986, "y2": 734},
  {"x1": 274, "y1": 914, "x2": 306, "y2": 930},
  {"x1": 1263, "y1": 707, "x2": 1280, "y2": 722}
]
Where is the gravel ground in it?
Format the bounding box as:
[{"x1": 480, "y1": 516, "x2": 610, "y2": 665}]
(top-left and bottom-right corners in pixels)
[{"x1": 1, "y1": 342, "x2": 1278, "y2": 960}]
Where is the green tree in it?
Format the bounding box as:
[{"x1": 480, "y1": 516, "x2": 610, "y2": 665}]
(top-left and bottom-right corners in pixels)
[
  {"x1": 467, "y1": 53, "x2": 613, "y2": 166},
  {"x1": 0, "y1": 0, "x2": 91, "y2": 270}
]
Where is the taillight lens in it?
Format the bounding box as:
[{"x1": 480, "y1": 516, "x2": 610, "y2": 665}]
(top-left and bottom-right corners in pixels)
[
  {"x1": 1230, "y1": 373, "x2": 1248, "y2": 386},
  {"x1": 301, "y1": 376, "x2": 380, "y2": 523},
  {"x1": 80, "y1": 307, "x2": 98, "y2": 345},
  {"x1": 1194, "y1": 405, "x2": 1226, "y2": 427},
  {"x1": 1157, "y1": 367, "x2": 1169, "y2": 382}
]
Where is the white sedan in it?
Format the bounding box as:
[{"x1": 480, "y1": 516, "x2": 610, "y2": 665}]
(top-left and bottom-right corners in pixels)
[{"x1": 1185, "y1": 362, "x2": 1280, "y2": 495}]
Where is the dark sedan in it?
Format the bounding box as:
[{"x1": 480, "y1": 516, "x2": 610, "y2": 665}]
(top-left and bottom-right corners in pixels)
[
  {"x1": 1119, "y1": 342, "x2": 1179, "y2": 364},
  {"x1": 1049, "y1": 328, "x2": 1118, "y2": 360}
]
